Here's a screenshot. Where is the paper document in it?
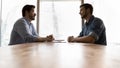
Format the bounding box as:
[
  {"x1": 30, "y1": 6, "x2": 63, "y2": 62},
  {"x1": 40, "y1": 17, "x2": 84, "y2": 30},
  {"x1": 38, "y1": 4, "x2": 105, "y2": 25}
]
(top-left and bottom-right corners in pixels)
[{"x1": 53, "y1": 39, "x2": 66, "y2": 43}]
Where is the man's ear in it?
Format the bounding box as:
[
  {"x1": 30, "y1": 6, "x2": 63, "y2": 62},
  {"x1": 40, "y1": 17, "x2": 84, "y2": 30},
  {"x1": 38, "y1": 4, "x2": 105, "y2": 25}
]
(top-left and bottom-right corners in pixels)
[
  {"x1": 25, "y1": 11, "x2": 28, "y2": 16},
  {"x1": 87, "y1": 8, "x2": 91, "y2": 14}
]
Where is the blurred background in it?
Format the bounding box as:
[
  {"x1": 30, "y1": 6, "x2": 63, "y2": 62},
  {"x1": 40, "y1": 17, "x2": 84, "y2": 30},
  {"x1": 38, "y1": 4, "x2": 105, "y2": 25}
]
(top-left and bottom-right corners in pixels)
[{"x1": 0, "y1": 0, "x2": 120, "y2": 46}]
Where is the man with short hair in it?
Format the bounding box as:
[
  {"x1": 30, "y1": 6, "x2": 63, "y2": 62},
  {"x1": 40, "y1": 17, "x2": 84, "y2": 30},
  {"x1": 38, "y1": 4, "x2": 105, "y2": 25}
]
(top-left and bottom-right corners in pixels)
[
  {"x1": 68, "y1": 3, "x2": 107, "y2": 45},
  {"x1": 9, "y1": 5, "x2": 54, "y2": 45}
]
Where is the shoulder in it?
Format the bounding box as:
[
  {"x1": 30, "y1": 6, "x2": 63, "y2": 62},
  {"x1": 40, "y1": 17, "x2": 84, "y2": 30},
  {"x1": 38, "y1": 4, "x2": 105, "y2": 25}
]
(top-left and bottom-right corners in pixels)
[
  {"x1": 92, "y1": 16, "x2": 105, "y2": 29},
  {"x1": 92, "y1": 16, "x2": 104, "y2": 26},
  {"x1": 14, "y1": 18, "x2": 26, "y2": 25},
  {"x1": 94, "y1": 17, "x2": 103, "y2": 23},
  {"x1": 13, "y1": 18, "x2": 28, "y2": 29}
]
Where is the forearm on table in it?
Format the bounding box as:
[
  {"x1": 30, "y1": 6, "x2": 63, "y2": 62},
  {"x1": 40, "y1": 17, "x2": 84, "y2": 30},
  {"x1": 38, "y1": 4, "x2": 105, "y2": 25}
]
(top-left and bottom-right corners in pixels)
[
  {"x1": 74, "y1": 36, "x2": 95, "y2": 43},
  {"x1": 35, "y1": 37, "x2": 47, "y2": 42}
]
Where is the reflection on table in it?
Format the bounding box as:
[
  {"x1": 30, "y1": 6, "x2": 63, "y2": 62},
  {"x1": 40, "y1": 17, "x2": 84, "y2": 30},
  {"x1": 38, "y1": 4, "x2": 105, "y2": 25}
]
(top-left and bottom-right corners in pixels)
[{"x1": 0, "y1": 42, "x2": 120, "y2": 68}]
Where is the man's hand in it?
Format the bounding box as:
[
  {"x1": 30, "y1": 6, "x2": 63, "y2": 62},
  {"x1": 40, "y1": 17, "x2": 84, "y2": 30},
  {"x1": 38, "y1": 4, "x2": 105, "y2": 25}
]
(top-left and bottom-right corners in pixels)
[
  {"x1": 46, "y1": 35, "x2": 54, "y2": 42},
  {"x1": 67, "y1": 36, "x2": 74, "y2": 42}
]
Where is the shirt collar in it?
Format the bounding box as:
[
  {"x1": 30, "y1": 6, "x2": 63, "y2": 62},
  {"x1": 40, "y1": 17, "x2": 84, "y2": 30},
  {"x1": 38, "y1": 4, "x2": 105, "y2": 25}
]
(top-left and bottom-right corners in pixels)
[{"x1": 23, "y1": 17, "x2": 32, "y2": 25}]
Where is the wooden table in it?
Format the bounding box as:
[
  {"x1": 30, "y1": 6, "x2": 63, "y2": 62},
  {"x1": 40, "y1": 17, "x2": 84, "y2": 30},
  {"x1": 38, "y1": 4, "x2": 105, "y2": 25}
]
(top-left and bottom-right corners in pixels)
[{"x1": 0, "y1": 42, "x2": 120, "y2": 68}]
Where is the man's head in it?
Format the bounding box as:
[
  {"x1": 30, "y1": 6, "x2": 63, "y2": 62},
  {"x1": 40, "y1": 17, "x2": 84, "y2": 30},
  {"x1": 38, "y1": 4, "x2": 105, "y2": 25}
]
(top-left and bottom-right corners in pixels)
[
  {"x1": 79, "y1": 3, "x2": 93, "y2": 19},
  {"x1": 22, "y1": 5, "x2": 36, "y2": 20}
]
